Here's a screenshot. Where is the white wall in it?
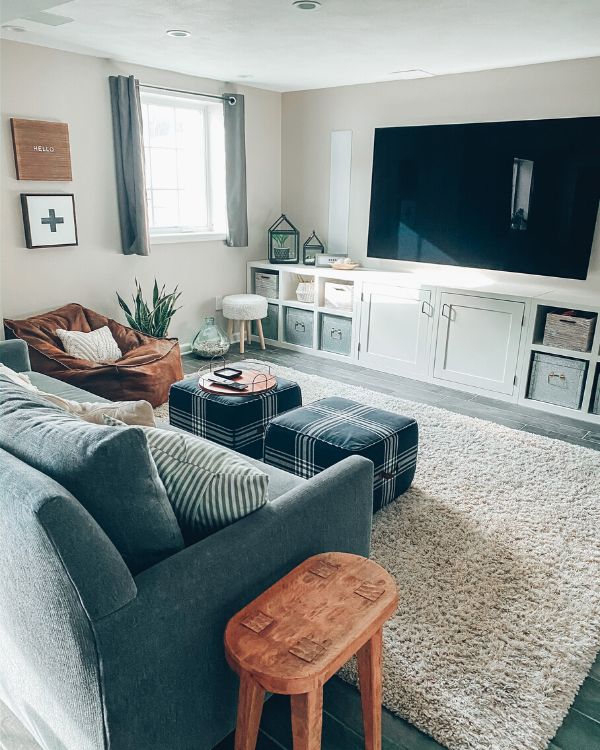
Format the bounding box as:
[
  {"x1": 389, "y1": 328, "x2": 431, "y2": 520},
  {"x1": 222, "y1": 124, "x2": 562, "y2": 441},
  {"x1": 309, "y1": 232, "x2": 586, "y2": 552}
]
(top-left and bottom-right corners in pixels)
[
  {"x1": 0, "y1": 40, "x2": 280, "y2": 345},
  {"x1": 282, "y1": 57, "x2": 600, "y2": 294}
]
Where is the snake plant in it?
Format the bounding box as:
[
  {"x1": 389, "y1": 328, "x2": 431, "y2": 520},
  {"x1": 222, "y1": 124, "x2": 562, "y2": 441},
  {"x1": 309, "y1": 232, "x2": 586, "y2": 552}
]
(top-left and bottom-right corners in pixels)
[{"x1": 116, "y1": 279, "x2": 181, "y2": 338}]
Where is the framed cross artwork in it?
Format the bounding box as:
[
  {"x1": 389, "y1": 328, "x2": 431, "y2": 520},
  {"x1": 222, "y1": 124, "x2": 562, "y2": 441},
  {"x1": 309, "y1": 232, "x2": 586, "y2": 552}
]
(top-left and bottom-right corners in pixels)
[{"x1": 20, "y1": 194, "x2": 78, "y2": 249}]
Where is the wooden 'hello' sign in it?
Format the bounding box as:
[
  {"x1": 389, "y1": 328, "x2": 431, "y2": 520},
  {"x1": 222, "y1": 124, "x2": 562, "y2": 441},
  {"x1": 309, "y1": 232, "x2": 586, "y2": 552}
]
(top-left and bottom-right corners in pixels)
[{"x1": 11, "y1": 118, "x2": 72, "y2": 181}]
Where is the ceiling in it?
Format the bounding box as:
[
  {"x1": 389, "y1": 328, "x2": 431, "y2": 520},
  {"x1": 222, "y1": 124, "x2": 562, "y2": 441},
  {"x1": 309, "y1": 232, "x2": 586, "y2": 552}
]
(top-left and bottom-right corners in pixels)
[{"x1": 1, "y1": 0, "x2": 600, "y2": 91}]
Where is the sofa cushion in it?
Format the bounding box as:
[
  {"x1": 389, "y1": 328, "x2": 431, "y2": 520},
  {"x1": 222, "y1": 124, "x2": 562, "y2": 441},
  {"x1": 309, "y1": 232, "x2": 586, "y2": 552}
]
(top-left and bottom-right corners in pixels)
[
  {"x1": 0, "y1": 378, "x2": 184, "y2": 573},
  {"x1": 104, "y1": 416, "x2": 270, "y2": 543},
  {"x1": 0, "y1": 363, "x2": 38, "y2": 391},
  {"x1": 27, "y1": 371, "x2": 109, "y2": 402}
]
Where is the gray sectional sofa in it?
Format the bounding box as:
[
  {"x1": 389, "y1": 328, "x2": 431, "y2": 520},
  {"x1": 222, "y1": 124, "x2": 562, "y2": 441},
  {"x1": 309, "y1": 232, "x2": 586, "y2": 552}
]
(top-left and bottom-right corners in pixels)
[{"x1": 0, "y1": 338, "x2": 374, "y2": 750}]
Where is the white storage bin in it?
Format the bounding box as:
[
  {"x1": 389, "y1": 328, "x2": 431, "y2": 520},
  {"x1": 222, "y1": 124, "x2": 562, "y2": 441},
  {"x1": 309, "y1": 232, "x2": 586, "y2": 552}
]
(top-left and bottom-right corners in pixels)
[{"x1": 324, "y1": 282, "x2": 353, "y2": 311}]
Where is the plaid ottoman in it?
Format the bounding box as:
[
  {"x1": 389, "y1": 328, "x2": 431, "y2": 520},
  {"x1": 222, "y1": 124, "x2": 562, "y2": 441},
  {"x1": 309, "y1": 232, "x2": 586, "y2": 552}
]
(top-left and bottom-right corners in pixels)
[
  {"x1": 264, "y1": 396, "x2": 418, "y2": 512},
  {"x1": 169, "y1": 375, "x2": 302, "y2": 459}
]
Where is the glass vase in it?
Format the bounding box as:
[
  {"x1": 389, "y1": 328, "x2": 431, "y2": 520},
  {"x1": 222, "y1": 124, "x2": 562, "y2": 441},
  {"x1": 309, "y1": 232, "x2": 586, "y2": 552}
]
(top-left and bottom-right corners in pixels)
[{"x1": 191, "y1": 317, "x2": 230, "y2": 359}]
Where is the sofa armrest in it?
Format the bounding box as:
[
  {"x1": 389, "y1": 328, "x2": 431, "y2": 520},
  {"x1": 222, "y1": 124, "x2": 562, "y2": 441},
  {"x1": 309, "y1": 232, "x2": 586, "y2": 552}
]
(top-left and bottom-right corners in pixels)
[
  {"x1": 93, "y1": 455, "x2": 373, "y2": 750},
  {"x1": 0, "y1": 338, "x2": 31, "y2": 372},
  {"x1": 126, "y1": 454, "x2": 371, "y2": 611}
]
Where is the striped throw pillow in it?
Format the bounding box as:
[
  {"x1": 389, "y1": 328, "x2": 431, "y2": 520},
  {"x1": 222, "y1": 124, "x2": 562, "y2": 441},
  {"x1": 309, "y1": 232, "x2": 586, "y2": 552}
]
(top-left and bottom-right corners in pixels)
[{"x1": 103, "y1": 416, "x2": 269, "y2": 542}]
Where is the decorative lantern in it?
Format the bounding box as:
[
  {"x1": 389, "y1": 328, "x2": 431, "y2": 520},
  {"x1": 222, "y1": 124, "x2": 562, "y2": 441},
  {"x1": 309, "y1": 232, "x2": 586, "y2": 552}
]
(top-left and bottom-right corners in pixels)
[
  {"x1": 268, "y1": 214, "x2": 300, "y2": 264},
  {"x1": 302, "y1": 230, "x2": 325, "y2": 265}
]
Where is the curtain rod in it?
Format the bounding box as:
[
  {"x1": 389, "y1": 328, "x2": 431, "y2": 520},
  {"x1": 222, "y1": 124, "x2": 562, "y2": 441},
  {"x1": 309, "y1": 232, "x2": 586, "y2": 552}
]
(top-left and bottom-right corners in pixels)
[{"x1": 140, "y1": 83, "x2": 237, "y2": 105}]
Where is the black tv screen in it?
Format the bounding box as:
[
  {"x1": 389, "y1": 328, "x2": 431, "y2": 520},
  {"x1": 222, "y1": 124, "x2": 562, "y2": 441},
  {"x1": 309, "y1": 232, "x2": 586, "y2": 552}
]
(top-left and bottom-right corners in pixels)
[{"x1": 367, "y1": 117, "x2": 600, "y2": 279}]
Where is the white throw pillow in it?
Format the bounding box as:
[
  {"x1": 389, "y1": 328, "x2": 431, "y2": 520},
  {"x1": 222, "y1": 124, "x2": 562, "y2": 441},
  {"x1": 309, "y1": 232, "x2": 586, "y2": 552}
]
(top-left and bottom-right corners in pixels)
[
  {"x1": 103, "y1": 415, "x2": 269, "y2": 542},
  {"x1": 55, "y1": 326, "x2": 122, "y2": 363}
]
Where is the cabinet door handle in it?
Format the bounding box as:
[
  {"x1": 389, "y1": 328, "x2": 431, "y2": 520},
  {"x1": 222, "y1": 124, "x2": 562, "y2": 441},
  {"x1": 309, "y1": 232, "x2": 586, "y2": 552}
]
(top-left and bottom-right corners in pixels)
[
  {"x1": 330, "y1": 328, "x2": 342, "y2": 340},
  {"x1": 294, "y1": 321, "x2": 305, "y2": 332},
  {"x1": 421, "y1": 300, "x2": 433, "y2": 317},
  {"x1": 441, "y1": 303, "x2": 452, "y2": 318}
]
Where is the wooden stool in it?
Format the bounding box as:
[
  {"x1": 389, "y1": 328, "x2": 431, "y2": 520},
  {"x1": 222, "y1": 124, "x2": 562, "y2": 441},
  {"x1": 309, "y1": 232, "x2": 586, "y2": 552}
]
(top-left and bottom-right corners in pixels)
[
  {"x1": 222, "y1": 294, "x2": 268, "y2": 355},
  {"x1": 224, "y1": 552, "x2": 398, "y2": 750}
]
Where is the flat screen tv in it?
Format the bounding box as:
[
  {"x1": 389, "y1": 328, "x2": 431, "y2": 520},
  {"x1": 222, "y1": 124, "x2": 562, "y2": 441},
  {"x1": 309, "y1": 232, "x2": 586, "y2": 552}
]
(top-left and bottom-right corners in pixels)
[{"x1": 367, "y1": 117, "x2": 600, "y2": 279}]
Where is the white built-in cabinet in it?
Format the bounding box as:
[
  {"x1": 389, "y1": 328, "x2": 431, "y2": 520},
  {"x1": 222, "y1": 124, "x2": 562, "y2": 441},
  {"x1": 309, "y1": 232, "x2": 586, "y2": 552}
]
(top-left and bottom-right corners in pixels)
[
  {"x1": 432, "y1": 293, "x2": 525, "y2": 395},
  {"x1": 247, "y1": 261, "x2": 600, "y2": 425},
  {"x1": 358, "y1": 284, "x2": 432, "y2": 378}
]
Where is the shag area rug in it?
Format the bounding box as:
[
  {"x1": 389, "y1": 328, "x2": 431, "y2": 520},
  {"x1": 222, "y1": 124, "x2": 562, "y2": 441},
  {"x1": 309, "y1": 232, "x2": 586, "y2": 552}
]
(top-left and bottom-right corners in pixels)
[{"x1": 162, "y1": 364, "x2": 600, "y2": 750}]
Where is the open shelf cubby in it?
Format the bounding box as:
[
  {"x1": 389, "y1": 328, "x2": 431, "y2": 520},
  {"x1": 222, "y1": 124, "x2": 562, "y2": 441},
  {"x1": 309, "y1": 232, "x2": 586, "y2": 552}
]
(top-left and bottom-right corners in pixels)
[
  {"x1": 525, "y1": 350, "x2": 589, "y2": 412},
  {"x1": 532, "y1": 305, "x2": 597, "y2": 354},
  {"x1": 589, "y1": 364, "x2": 600, "y2": 416}
]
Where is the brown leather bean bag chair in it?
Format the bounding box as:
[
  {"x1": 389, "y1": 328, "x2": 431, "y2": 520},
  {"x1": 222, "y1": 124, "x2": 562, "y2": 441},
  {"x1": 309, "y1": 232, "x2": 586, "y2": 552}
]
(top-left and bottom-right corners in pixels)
[{"x1": 4, "y1": 303, "x2": 183, "y2": 407}]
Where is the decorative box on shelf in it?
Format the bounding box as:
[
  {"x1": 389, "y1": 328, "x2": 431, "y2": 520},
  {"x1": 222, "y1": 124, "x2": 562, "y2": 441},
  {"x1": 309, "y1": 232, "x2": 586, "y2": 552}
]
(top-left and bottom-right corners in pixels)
[
  {"x1": 315, "y1": 254, "x2": 347, "y2": 268},
  {"x1": 324, "y1": 281, "x2": 353, "y2": 311},
  {"x1": 543, "y1": 310, "x2": 596, "y2": 352},
  {"x1": 253, "y1": 270, "x2": 279, "y2": 299}
]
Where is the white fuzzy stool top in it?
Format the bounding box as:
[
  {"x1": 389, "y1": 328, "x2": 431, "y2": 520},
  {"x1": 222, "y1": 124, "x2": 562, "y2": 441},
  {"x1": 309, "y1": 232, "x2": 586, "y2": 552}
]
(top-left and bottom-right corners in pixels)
[{"x1": 222, "y1": 294, "x2": 268, "y2": 321}]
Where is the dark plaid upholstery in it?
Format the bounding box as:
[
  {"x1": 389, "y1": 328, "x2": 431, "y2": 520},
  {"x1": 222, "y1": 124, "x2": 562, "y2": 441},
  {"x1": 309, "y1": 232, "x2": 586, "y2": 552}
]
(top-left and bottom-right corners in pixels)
[
  {"x1": 168, "y1": 375, "x2": 302, "y2": 459},
  {"x1": 264, "y1": 396, "x2": 418, "y2": 512}
]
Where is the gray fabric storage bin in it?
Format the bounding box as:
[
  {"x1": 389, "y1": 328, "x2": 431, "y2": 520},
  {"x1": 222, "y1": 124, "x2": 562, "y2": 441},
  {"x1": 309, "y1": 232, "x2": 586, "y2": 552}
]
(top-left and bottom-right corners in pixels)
[
  {"x1": 252, "y1": 303, "x2": 278, "y2": 340},
  {"x1": 253, "y1": 270, "x2": 279, "y2": 299},
  {"x1": 527, "y1": 352, "x2": 587, "y2": 409},
  {"x1": 593, "y1": 374, "x2": 600, "y2": 415},
  {"x1": 320, "y1": 313, "x2": 352, "y2": 356},
  {"x1": 284, "y1": 307, "x2": 314, "y2": 347}
]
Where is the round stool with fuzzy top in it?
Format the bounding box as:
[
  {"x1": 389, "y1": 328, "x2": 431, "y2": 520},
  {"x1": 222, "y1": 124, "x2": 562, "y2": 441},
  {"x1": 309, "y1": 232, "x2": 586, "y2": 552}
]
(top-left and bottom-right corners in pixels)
[{"x1": 222, "y1": 294, "x2": 268, "y2": 354}]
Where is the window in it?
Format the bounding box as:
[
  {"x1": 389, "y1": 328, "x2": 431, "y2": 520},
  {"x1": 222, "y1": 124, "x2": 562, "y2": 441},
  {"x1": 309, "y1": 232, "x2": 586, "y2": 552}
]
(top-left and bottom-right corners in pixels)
[{"x1": 140, "y1": 89, "x2": 227, "y2": 241}]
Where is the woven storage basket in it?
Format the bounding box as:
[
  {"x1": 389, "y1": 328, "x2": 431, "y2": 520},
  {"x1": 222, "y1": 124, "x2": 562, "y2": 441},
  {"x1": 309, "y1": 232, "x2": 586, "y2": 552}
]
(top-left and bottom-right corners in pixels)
[
  {"x1": 296, "y1": 282, "x2": 315, "y2": 303},
  {"x1": 543, "y1": 311, "x2": 596, "y2": 352}
]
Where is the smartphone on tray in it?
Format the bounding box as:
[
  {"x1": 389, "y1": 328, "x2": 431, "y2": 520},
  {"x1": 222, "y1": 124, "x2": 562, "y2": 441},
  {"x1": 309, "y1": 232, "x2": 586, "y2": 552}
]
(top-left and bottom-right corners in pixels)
[{"x1": 213, "y1": 367, "x2": 242, "y2": 379}]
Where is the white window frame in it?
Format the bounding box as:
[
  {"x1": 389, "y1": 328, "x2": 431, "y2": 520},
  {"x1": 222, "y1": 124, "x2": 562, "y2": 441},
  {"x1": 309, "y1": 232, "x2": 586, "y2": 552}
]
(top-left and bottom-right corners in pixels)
[{"x1": 140, "y1": 88, "x2": 228, "y2": 244}]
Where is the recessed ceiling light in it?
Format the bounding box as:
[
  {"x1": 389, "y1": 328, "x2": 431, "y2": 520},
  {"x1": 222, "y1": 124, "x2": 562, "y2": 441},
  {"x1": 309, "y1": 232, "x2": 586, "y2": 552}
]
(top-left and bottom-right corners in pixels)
[
  {"x1": 292, "y1": 1, "x2": 321, "y2": 10},
  {"x1": 389, "y1": 69, "x2": 435, "y2": 79},
  {"x1": 2, "y1": 25, "x2": 26, "y2": 32},
  {"x1": 166, "y1": 29, "x2": 191, "y2": 38}
]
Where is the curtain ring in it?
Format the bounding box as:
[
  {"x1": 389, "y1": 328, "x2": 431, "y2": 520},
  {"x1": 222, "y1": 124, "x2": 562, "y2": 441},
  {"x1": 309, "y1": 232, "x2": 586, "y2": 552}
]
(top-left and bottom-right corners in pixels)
[{"x1": 227, "y1": 95, "x2": 237, "y2": 105}]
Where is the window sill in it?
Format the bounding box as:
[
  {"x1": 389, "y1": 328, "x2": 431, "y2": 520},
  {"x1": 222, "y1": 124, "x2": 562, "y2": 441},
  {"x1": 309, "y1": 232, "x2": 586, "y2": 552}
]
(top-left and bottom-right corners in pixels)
[{"x1": 150, "y1": 232, "x2": 227, "y2": 246}]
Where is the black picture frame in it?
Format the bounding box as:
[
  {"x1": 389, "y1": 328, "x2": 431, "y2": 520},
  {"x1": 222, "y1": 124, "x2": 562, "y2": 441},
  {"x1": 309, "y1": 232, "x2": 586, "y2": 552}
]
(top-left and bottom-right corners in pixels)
[{"x1": 20, "y1": 193, "x2": 78, "y2": 249}]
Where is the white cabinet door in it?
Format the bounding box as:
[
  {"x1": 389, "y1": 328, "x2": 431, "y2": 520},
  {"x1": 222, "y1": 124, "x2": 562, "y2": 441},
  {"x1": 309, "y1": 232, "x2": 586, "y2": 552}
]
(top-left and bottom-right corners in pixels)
[
  {"x1": 358, "y1": 284, "x2": 433, "y2": 377},
  {"x1": 433, "y1": 293, "x2": 524, "y2": 394}
]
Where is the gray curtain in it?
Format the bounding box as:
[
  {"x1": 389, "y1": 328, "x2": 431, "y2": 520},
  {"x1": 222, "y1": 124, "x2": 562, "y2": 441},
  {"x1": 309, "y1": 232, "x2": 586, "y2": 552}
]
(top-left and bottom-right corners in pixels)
[
  {"x1": 223, "y1": 93, "x2": 248, "y2": 247},
  {"x1": 108, "y1": 75, "x2": 150, "y2": 256}
]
